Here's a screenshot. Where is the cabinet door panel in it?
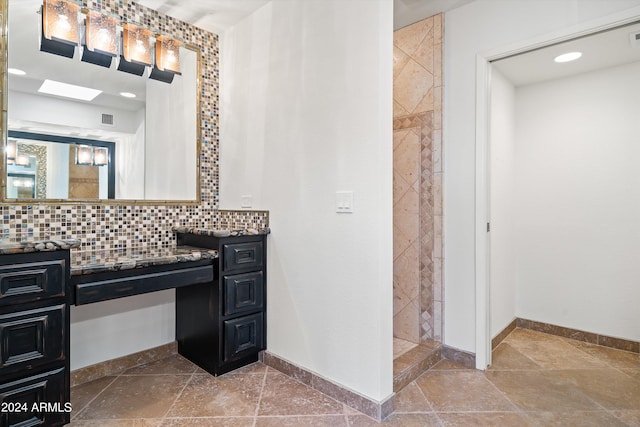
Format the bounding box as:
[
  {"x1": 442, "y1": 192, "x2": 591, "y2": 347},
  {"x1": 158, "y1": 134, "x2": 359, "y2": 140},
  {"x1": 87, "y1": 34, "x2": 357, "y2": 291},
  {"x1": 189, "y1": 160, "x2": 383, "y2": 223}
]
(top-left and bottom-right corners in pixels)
[
  {"x1": 223, "y1": 272, "x2": 263, "y2": 316},
  {"x1": 223, "y1": 313, "x2": 264, "y2": 361},
  {"x1": 222, "y1": 242, "x2": 263, "y2": 272},
  {"x1": 0, "y1": 367, "x2": 68, "y2": 427},
  {"x1": 0, "y1": 305, "x2": 65, "y2": 372},
  {"x1": 0, "y1": 260, "x2": 65, "y2": 305}
]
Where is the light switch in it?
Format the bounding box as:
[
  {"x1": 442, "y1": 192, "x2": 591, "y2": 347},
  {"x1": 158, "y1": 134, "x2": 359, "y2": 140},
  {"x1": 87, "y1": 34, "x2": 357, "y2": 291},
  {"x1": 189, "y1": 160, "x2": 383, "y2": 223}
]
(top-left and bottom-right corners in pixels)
[
  {"x1": 335, "y1": 191, "x2": 354, "y2": 213},
  {"x1": 241, "y1": 195, "x2": 252, "y2": 208}
]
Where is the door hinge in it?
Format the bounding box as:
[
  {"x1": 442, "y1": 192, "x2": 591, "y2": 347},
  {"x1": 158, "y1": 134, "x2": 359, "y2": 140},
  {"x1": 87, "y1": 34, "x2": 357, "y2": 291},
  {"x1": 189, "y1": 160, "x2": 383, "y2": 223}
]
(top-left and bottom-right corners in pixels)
[{"x1": 487, "y1": 222, "x2": 490, "y2": 232}]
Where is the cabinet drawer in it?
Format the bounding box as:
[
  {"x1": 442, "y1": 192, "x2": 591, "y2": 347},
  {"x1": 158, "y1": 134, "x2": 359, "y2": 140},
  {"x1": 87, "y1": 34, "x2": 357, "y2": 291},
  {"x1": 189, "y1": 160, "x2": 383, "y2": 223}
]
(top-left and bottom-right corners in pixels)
[
  {"x1": 0, "y1": 260, "x2": 65, "y2": 305},
  {"x1": 0, "y1": 305, "x2": 65, "y2": 372},
  {"x1": 223, "y1": 272, "x2": 263, "y2": 316},
  {"x1": 222, "y1": 241, "x2": 263, "y2": 272},
  {"x1": 0, "y1": 367, "x2": 68, "y2": 427},
  {"x1": 223, "y1": 313, "x2": 264, "y2": 361}
]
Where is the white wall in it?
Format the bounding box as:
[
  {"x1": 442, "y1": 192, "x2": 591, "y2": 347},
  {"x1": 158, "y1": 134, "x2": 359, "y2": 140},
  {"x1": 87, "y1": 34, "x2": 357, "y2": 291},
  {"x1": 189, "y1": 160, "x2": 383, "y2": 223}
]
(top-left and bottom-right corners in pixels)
[
  {"x1": 144, "y1": 47, "x2": 198, "y2": 200},
  {"x1": 115, "y1": 113, "x2": 146, "y2": 200},
  {"x1": 444, "y1": 0, "x2": 640, "y2": 355},
  {"x1": 489, "y1": 69, "x2": 517, "y2": 338},
  {"x1": 9, "y1": 91, "x2": 141, "y2": 134},
  {"x1": 46, "y1": 142, "x2": 69, "y2": 199},
  {"x1": 513, "y1": 62, "x2": 640, "y2": 341},
  {"x1": 220, "y1": 0, "x2": 393, "y2": 402},
  {"x1": 70, "y1": 291, "x2": 175, "y2": 370}
]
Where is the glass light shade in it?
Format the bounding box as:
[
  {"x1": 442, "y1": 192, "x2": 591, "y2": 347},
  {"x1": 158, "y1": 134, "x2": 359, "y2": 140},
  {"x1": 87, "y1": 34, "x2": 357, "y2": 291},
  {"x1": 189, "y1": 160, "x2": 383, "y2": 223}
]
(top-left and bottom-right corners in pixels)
[
  {"x1": 123, "y1": 24, "x2": 152, "y2": 66},
  {"x1": 6, "y1": 140, "x2": 16, "y2": 161},
  {"x1": 156, "y1": 36, "x2": 181, "y2": 73},
  {"x1": 15, "y1": 179, "x2": 34, "y2": 188},
  {"x1": 75, "y1": 145, "x2": 93, "y2": 165},
  {"x1": 86, "y1": 10, "x2": 118, "y2": 55},
  {"x1": 93, "y1": 147, "x2": 108, "y2": 166},
  {"x1": 16, "y1": 154, "x2": 30, "y2": 167},
  {"x1": 42, "y1": 0, "x2": 80, "y2": 44}
]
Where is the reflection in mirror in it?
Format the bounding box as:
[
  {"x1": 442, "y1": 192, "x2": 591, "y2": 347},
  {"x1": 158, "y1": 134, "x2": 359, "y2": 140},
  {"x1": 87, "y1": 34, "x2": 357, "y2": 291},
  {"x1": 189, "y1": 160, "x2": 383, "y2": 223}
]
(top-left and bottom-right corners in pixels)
[
  {"x1": 3, "y1": 0, "x2": 200, "y2": 202},
  {"x1": 7, "y1": 131, "x2": 115, "y2": 200}
]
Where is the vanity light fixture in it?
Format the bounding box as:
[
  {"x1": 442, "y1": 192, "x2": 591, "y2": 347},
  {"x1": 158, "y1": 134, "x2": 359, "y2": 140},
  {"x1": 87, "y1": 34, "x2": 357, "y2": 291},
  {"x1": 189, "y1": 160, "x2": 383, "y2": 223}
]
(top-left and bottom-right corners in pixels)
[
  {"x1": 155, "y1": 36, "x2": 181, "y2": 73},
  {"x1": 40, "y1": 0, "x2": 80, "y2": 58},
  {"x1": 81, "y1": 10, "x2": 118, "y2": 68},
  {"x1": 149, "y1": 36, "x2": 181, "y2": 83},
  {"x1": 39, "y1": 79, "x2": 102, "y2": 101},
  {"x1": 13, "y1": 179, "x2": 34, "y2": 188},
  {"x1": 6, "y1": 140, "x2": 16, "y2": 162},
  {"x1": 92, "y1": 147, "x2": 109, "y2": 166},
  {"x1": 15, "y1": 153, "x2": 31, "y2": 167},
  {"x1": 119, "y1": 92, "x2": 136, "y2": 98},
  {"x1": 554, "y1": 51, "x2": 582, "y2": 63},
  {"x1": 75, "y1": 145, "x2": 93, "y2": 166},
  {"x1": 117, "y1": 24, "x2": 152, "y2": 76}
]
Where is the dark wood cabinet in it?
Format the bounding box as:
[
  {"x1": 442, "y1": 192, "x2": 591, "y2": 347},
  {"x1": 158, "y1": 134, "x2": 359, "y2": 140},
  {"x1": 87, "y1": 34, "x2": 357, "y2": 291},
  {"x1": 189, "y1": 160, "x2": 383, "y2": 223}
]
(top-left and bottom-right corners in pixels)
[
  {"x1": 0, "y1": 251, "x2": 70, "y2": 427},
  {"x1": 176, "y1": 234, "x2": 267, "y2": 375}
]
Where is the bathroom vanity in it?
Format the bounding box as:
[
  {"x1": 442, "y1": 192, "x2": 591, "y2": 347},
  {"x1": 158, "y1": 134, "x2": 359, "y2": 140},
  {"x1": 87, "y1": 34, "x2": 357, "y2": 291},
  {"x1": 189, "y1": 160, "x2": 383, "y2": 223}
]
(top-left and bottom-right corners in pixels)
[
  {"x1": 0, "y1": 241, "x2": 75, "y2": 427},
  {"x1": 175, "y1": 230, "x2": 267, "y2": 375},
  {"x1": 0, "y1": 228, "x2": 268, "y2": 426}
]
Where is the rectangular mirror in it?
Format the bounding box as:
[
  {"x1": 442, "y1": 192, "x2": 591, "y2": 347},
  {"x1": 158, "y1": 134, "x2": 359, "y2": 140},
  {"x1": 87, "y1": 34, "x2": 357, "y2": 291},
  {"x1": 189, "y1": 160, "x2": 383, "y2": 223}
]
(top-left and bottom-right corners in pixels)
[{"x1": 2, "y1": 0, "x2": 201, "y2": 203}]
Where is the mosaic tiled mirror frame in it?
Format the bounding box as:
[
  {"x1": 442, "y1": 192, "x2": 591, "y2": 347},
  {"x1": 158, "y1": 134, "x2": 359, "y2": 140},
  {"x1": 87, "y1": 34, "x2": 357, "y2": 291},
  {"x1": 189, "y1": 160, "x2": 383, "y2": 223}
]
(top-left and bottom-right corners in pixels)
[
  {"x1": 0, "y1": 0, "x2": 207, "y2": 206},
  {"x1": 0, "y1": 0, "x2": 269, "y2": 250}
]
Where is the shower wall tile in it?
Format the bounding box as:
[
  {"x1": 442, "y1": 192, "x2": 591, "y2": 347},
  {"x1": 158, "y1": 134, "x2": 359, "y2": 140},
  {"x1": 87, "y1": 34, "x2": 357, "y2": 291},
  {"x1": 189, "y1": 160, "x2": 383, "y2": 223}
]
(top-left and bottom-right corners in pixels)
[
  {"x1": 394, "y1": 14, "x2": 443, "y2": 345},
  {"x1": 395, "y1": 300, "x2": 421, "y2": 343},
  {"x1": 395, "y1": 61, "x2": 434, "y2": 114},
  {"x1": 393, "y1": 125, "x2": 421, "y2": 340},
  {"x1": 433, "y1": 129, "x2": 442, "y2": 173},
  {"x1": 394, "y1": 244, "x2": 420, "y2": 301}
]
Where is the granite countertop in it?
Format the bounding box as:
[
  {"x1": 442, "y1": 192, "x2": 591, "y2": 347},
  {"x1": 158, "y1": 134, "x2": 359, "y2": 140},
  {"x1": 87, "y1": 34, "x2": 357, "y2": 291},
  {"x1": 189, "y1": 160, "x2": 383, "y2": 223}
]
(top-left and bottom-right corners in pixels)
[
  {"x1": 0, "y1": 238, "x2": 81, "y2": 254},
  {"x1": 172, "y1": 226, "x2": 271, "y2": 237},
  {"x1": 2, "y1": 227, "x2": 268, "y2": 275},
  {"x1": 71, "y1": 245, "x2": 219, "y2": 276}
]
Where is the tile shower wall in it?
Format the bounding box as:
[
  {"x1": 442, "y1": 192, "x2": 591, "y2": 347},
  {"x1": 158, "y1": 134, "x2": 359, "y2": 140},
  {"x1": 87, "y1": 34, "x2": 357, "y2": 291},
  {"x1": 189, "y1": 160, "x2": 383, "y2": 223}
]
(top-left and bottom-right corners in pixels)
[
  {"x1": 0, "y1": 0, "x2": 268, "y2": 256},
  {"x1": 393, "y1": 15, "x2": 443, "y2": 343}
]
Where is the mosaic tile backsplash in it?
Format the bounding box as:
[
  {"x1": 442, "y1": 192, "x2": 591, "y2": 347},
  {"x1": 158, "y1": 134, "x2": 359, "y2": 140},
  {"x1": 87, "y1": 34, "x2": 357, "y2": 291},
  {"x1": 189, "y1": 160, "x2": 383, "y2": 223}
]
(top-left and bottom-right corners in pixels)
[{"x1": 0, "y1": 0, "x2": 268, "y2": 254}]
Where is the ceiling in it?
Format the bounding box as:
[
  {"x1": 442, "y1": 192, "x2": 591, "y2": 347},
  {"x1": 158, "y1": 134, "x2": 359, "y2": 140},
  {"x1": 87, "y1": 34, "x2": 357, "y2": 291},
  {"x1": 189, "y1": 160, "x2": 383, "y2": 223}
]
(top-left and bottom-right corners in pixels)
[
  {"x1": 135, "y1": 0, "x2": 475, "y2": 34},
  {"x1": 135, "y1": 0, "x2": 273, "y2": 35},
  {"x1": 493, "y1": 21, "x2": 640, "y2": 87}
]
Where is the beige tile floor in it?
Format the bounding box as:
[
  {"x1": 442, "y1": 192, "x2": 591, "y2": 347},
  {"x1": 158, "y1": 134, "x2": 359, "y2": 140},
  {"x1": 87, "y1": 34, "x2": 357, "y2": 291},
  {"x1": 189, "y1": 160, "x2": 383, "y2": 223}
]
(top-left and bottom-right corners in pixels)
[
  {"x1": 70, "y1": 328, "x2": 640, "y2": 426},
  {"x1": 392, "y1": 338, "x2": 418, "y2": 359}
]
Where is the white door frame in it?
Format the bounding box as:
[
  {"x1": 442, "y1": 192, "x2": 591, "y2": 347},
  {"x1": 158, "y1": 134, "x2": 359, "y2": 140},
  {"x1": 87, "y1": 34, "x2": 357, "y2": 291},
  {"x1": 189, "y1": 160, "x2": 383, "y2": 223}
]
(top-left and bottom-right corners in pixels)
[{"x1": 474, "y1": 7, "x2": 640, "y2": 370}]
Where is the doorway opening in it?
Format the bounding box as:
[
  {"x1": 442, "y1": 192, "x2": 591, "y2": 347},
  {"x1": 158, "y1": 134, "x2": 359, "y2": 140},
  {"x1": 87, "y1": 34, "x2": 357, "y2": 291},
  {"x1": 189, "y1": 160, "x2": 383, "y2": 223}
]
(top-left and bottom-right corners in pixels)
[{"x1": 481, "y1": 18, "x2": 640, "y2": 368}]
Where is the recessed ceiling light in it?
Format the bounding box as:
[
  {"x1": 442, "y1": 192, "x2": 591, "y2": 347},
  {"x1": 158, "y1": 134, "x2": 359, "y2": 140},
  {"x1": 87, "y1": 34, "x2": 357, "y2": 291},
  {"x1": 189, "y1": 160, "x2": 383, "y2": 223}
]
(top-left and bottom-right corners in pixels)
[
  {"x1": 120, "y1": 92, "x2": 136, "y2": 98},
  {"x1": 38, "y1": 79, "x2": 102, "y2": 101},
  {"x1": 8, "y1": 68, "x2": 26, "y2": 75},
  {"x1": 554, "y1": 52, "x2": 582, "y2": 63}
]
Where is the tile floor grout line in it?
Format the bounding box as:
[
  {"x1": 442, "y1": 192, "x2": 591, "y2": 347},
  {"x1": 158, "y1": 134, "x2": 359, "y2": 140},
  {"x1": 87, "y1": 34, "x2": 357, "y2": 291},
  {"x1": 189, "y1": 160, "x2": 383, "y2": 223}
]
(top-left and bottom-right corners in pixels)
[
  {"x1": 160, "y1": 370, "x2": 198, "y2": 422},
  {"x1": 494, "y1": 331, "x2": 628, "y2": 419},
  {"x1": 614, "y1": 366, "x2": 640, "y2": 379},
  {"x1": 565, "y1": 340, "x2": 640, "y2": 374},
  {"x1": 496, "y1": 341, "x2": 546, "y2": 369},
  {"x1": 556, "y1": 336, "x2": 614, "y2": 368},
  {"x1": 251, "y1": 364, "x2": 269, "y2": 427},
  {"x1": 482, "y1": 369, "x2": 528, "y2": 416},
  {"x1": 412, "y1": 368, "x2": 440, "y2": 416},
  {"x1": 70, "y1": 375, "x2": 119, "y2": 421}
]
